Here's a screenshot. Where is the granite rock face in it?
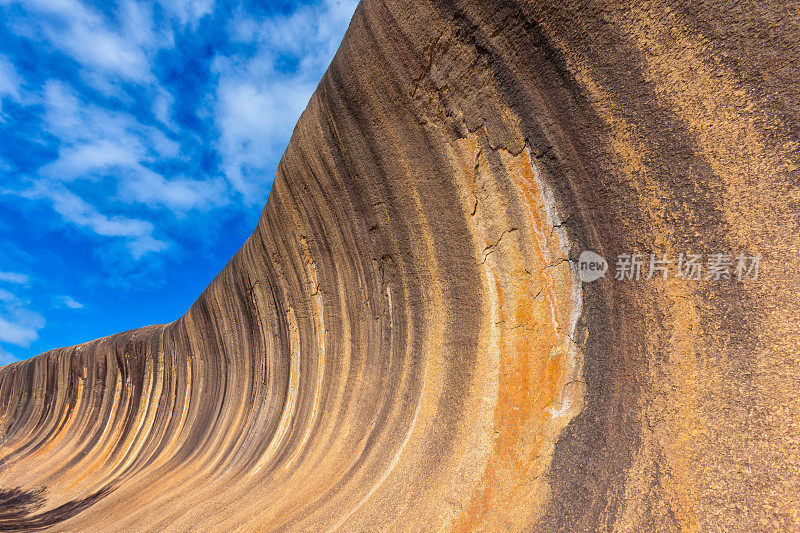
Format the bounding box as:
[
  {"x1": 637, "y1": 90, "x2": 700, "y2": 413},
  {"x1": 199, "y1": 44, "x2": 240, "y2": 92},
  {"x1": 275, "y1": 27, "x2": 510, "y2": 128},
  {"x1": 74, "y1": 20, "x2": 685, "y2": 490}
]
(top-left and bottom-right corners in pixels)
[{"x1": 1, "y1": 0, "x2": 799, "y2": 530}]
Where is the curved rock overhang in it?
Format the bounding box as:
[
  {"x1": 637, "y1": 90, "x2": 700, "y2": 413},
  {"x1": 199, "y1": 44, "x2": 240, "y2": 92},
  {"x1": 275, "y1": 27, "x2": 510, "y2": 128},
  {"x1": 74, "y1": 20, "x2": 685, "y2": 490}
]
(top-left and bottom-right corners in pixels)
[{"x1": 1, "y1": 0, "x2": 798, "y2": 530}]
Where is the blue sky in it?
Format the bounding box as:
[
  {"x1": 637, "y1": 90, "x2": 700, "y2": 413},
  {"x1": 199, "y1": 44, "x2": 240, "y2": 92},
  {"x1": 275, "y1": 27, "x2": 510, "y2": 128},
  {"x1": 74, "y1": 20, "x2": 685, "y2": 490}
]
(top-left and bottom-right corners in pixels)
[{"x1": 0, "y1": 0, "x2": 358, "y2": 366}]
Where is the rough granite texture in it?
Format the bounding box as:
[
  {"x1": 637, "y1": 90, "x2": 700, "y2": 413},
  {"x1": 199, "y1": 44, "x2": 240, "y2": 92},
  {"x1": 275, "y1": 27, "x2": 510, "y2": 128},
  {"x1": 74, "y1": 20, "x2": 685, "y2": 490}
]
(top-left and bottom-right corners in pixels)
[{"x1": 1, "y1": 0, "x2": 798, "y2": 530}]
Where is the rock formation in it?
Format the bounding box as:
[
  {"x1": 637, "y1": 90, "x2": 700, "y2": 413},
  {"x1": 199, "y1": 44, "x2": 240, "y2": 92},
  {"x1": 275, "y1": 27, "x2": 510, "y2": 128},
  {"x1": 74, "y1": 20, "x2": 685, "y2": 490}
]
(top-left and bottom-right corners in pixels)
[{"x1": 1, "y1": 0, "x2": 798, "y2": 530}]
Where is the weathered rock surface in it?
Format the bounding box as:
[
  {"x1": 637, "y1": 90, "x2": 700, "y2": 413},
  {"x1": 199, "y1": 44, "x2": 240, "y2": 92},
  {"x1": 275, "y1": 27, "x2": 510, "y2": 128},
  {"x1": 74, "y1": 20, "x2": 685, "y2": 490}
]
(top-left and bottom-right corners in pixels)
[{"x1": 1, "y1": 0, "x2": 799, "y2": 530}]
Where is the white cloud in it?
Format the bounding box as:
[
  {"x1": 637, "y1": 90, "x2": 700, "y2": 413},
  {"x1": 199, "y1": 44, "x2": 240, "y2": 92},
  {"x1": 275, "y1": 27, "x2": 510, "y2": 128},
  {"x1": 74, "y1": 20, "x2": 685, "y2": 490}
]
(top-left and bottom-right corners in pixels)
[
  {"x1": 49, "y1": 187, "x2": 150, "y2": 237},
  {"x1": 42, "y1": 140, "x2": 141, "y2": 180},
  {"x1": 215, "y1": 78, "x2": 314, "y2": 198},
  {"x1": 0, "y1": 316, "x2": 40, "y2": 346},
  {"x1": 159, "y1": 0, "x2": 215, "y2": 27},
  {"x1": 0, "y1": 55, "x2": 22, "y2": 116},
  {"x1": 0, "y1": 345, "x2": 19, "y2": 366},
  {"x1": 0, "y1": 289, "x2": 15, "y2": 302},
  {"x1": 119, "y1": 170, "x2": 228, "y2": 212},
  {"x1": 43, "y1": 81, "x2": 178, "y2": 154},
  {"x1": 6, "y1": 0, "x2": 157, "y2": 82},
  {"x1": 40, "y1": 82, "x2": 189, "y2": 215},
  {"x1": 0, "y1": 271, "x2": 30, "y2": 285},
  {"x1": 2, "y1": 0, "x2": 359, "y2": 278},
  {"x1": 152, "y1": 87, "x2": 175, "y2": 126},
  {"x1": 34, "y1": 81, "x2": 204, "y2": 242},
  {"x1": 127, "y1": 235, "x2": 169, "y2": 258},
  {"x1": 0, "y1": 288, "x2": 45, "y2": 348},
  {"x1": 214, "y1": 0, "x2": 358, "y2": 202},
  {"x1": 228, "y1": 0, "x2": 356, "y2": 61},
  {"x1": 60, "y1": 296, "x2": 84, "y2": 309},
  {"x1": 0, "y1": 55, "x2": 22, "y2": 101},
  {"x1": 23, "y1": 183, "x2": 169, "y2": 259}
]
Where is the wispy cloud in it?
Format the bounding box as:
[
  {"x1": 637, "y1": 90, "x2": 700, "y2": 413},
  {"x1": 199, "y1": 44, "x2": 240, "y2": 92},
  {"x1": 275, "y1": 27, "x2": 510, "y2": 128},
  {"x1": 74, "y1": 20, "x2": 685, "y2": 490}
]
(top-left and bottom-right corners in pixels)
[
  {"x1": 41, "y1": 81, "x2": 178, "y2": 180},
  {"x1": 0, "y1": 288, "x2": 45, "y2": 347},
  {"x1": 119, "y1": 171, "x2": 228, "y2": 212},
  {"x1": 21, "y1": 183, "x2": 169, "y2": 258},
  {"x1": 214, "y1": 78, "x2": 314, "y2": 198},
  {"x1": 159, "y1": 0, "x2": 215, "y2": 28},
  {"x1": 0, "y1": 0, "x2": 358, "y2": 363},
  {"x1": 0, "y1": 316, "x2": 41, "y2": 346},
  {"x1": 59, "y1": 295, "x2": 84, "y2": 309},
  {"x1": 0, "y1": 55, "x2": 21, "y2": 100},
  {"x1": 0, "y1": 345, "x2": 19, "y2": 366},
  {"x1": 0, "y1": 271, "x2": 29, "y2": 285},
  {"x1": 214, "y1": 0, "x2": 358, "y2": 201},
  {"x1": 4, "y1": 0, "x2": 158, "y2": 83},
  {"x1": 0, "y1": 54, "x2": 22, "y2": 117}
]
